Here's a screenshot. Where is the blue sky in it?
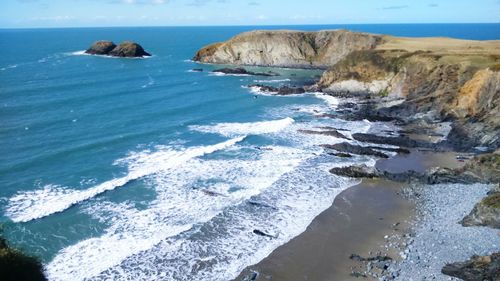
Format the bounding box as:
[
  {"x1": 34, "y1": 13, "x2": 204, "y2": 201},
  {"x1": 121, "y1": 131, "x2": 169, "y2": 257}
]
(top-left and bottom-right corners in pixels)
[{"x1": 1, "y1": 0, "x2": 499, "y2": 28}]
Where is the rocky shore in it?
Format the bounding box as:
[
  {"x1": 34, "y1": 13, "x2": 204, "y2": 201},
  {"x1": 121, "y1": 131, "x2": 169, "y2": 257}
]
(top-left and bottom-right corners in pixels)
[
  {"x1": 195, "y1": 29, "x2": 500, "y2": 151},
  {"x1": 195, "y1": 29, "x2": 500, "y2": 280}
]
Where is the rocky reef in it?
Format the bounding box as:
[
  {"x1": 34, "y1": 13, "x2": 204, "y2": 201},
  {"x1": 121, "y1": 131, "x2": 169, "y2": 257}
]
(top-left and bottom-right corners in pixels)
[{"x1": 85, "y1": 41, "x2": 151, "y2": 57}]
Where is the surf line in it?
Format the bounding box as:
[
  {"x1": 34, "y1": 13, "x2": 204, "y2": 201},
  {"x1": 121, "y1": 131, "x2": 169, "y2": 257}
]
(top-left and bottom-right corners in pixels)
[{"x1": 6, "y1": 136, "x2": 246, "y2": 223}]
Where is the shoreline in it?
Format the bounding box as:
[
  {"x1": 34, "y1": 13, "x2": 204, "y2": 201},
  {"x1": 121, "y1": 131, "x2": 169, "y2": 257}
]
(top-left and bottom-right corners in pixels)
[
  {"x1": 235, "y1": 135, "x2": 493, "y2": 281},
  {"x1": 236, "y1": 176, "x2": 414, "y2": 281}
]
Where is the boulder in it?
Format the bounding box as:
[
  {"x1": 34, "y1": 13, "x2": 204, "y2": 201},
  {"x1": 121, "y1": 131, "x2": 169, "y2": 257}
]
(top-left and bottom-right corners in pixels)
[
  {"x1": 109, "y1": 41, "x2": 151, "y2": 57},
  {"x1": 85, "y1": 41, "x2": 116, "y2": 55},
  {"x1": 462, "y1": 187, "x2": 500, "y2": 229},
  {"x1": 330, "y1": 165, "x2": 379, "y2": 178},
  {"x1": 442, "y1": 253, "x2": 500, "y2": 281}
]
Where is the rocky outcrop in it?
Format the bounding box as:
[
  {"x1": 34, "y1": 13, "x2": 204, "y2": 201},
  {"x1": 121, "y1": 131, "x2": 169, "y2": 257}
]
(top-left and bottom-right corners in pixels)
[
  {"x1": 194, "y1": 30, "x2": 500, "y2": 150},
  {"x1": 442, "y1": 253, "x2": 500, "y2": 281},
  {"x1": 0, "y1": 237, "x2": 47, "y2": 281},
  {"x1": 85, "y1": 41, "x2": 116, "y2": 55},
  {"x1": 321, "y1": 142, "x2": 390, "y2": 158},
  {"x1": 249, "y1": 84, "x2": 306, "y2": 95},
  {"x1": 462, "y1": 190, "x2": 500, "y2": 229},
  {"x1": 318, "y1": 50, "x2": 500, "y2": 150},
  {"x1": 194, "y1": 30, "x2": 384, "y2": 68},
  {"x1": 109, "y1": 41, "x2": 151, "y2": 57},
  {"x1": 85, "y1": 41, "x2": 151, "y2": 57},
  {"x1": 212, "y1": 68, "x2": 278, "y2": 76}
]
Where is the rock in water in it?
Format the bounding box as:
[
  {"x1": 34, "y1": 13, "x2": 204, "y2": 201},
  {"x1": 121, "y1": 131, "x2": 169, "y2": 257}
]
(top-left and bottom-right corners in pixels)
[
  {"x1": 85, "y1": 41, "x2": 116, "y2": 55},
  {"x1": 212, "y1": 68, "x2": 279, "y2": 77},
  {"x1": 109, "y1": 41, "x2": 151, "y2": 57}
]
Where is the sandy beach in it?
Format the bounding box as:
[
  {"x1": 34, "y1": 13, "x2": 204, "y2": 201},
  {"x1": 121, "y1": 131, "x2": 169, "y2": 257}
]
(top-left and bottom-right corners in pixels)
[{"x1": 235, "y1": 149, "x2": 476, "y2": 281}]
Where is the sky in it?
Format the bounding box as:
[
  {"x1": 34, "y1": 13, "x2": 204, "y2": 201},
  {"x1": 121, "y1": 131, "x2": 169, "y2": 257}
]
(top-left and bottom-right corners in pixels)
[{"x1": 0, "y1": 0, "x2": 499, "y2": 28}]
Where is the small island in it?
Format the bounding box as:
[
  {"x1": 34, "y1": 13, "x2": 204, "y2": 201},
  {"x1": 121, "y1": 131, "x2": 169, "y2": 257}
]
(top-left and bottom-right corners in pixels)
[{"x1": 85, "y1": 40, "x2": 151, "y2": 57}]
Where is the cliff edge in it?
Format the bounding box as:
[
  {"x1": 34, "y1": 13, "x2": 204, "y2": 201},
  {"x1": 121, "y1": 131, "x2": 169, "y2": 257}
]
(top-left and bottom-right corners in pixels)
[{"x1": 194, "y1": 30, "x2": 500, "y2": 150}]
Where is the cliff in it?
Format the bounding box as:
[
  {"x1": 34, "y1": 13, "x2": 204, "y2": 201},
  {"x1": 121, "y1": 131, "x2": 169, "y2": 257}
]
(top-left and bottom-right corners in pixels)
[
  {"x1": 194, "y1": 30, "x2": 500, "y2": 150},
  {"x1": 193, "y1": 30, "x2": 383, "y2": 68}
]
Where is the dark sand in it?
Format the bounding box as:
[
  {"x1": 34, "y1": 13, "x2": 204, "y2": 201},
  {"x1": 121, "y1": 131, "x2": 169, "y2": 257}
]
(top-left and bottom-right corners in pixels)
[{"x1": 235, "y1": 150, "x2": 464, "y2": 281}]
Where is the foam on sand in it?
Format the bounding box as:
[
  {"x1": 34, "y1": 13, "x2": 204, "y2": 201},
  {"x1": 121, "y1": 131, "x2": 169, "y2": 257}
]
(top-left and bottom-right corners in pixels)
[{"x1": 5, "y1": 137, "x2": 245, "y2": 223}]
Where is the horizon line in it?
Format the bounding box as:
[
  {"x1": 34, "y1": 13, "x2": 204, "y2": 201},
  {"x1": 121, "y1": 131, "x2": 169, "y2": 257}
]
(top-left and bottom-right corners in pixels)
[{"x1": 1, "y1": 22, "x2": 499, "y2": 30}]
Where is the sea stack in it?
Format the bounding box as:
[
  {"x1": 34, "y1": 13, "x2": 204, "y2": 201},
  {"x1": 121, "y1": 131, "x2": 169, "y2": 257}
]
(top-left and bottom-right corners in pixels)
[
  {"x1": 109, "y1": 41, "x2": 151, "y2": 57},
  {"x1": 85, "y1": 40, "x2": 151, "y2": 57},
  {"x1": 85, "y1": 41, "x2": 116, "y2": 55}
]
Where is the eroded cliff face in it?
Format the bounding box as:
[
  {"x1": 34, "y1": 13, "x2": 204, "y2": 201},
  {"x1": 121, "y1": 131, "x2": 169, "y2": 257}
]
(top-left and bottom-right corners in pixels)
[
  {"x1": 317, "y1": 49, "x2": 500, "y2": 148},
  {"x1": 193, "y1": 30, "x2": 384, "y2": 68},
  {"x1": 194, "y1": 30, "x2": 500, "y2": 149}
]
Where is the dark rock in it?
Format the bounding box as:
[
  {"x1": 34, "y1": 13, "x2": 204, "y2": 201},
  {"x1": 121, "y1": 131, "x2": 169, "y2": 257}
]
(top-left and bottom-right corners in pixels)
[
  {"x1": 462, "y1": 187, "x2": 500, "y2": 229},
  {"x1": 329, "y1": 152, "x2": 353, "y2": 158},
  {"x1": 241, "y1": 271, "x2": 258, "y2": 281},
  {"x1": 192, "y1": 68, "x2": 203, "y2": 72},
  {"x1": 352, "y1": 133, "x2": 423, "y2": 148},
  {"x1": 109, "y1": 41, "x2": 151, "y2": 57},
  {"x1": 322, "y1": 142, "x2": 389, "y2": 158},
  {"x1": 247, "y1": 200, "x2": 278, "y2": 210},
  {"x1": 371, "y1": 146, "x2": 411, "y2": 154},
  {"x1": 212, "y1": 68, "x2": 279, "y2": 77},
  {"x1": 330, "y1": 165, "x2": 379, "y2": 178},
  {"x1": 248, "y1": 84, "x2": 306, "y2": 95},
  {"x1": 349, "y1": 254, "x2": 393, "y2": 262},
  {"x1": 253, "y1": 229, "x2": 276, "y2": 239},
  {"x1": 442, "y1": 253, "x2": 500, "y2": 281},
  {"x1": 298, "y1": 129, "x2": 350, "y2": 140},
  {"x1": 85, "y1": 40, "x2": 116, "y2": 55},
  {"x1": 0, "y1": 237, "x2": 47, "y2": 281}
]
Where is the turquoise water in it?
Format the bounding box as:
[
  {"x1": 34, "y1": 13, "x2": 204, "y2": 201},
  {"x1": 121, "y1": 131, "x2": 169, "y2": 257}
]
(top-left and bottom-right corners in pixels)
[{"x1": 1, "y1": 24, "x2": 499, "y2": 280}]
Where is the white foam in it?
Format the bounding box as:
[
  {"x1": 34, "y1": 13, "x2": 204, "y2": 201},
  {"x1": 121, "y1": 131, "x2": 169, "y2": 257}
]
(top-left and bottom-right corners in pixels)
[
  {"x1": 69, "y1": 50, "x2": 88, "y2": 56},
  {"x1": 46, "y1": 145, "x2": 309, "y2": 281},
  {"x1": 190, "y1": 117, "x2": 294, "y2": 138},
  {"x1": 41, "y1": 111, "x2": 396, "y2": 281},
  {"x1": 253, "y1": 79, "x2": 291, "y2": 83},
  {"x1": 313, "y1": 92, "x2": 339, "y2": 108},
  {"x1": 5, "y1": 137, "x2": 245, "y2": 223},
  {"x1": 209, "y1": 72, "x2": 251, "y2": 77},
  {"x1": 141, "y1": 75, "x2": 155, "y2": 88},
  {"x1": 67, "y1": 50, "x2": 152, "y2": 59},
  {"x1": 0, "y1": 64, "x2": 18, "y2": 71},
  {"x1": 75, "y1": 153, "x2": 357, "y2": 281}
]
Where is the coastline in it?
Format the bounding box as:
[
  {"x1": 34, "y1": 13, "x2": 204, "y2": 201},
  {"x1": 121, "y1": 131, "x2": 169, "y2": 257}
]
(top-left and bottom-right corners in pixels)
[
  {"x1": 235, "y1": 148, "x2": 470, "y2": 281},
  {"x1": 236, "y1": 178, "x2": 414, "y2": 281}
]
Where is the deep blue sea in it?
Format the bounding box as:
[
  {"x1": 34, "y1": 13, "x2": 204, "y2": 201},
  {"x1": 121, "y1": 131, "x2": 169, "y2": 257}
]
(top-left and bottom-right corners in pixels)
[{"x1": 1, "y1": 24, "x2": 499, "y2": 281}]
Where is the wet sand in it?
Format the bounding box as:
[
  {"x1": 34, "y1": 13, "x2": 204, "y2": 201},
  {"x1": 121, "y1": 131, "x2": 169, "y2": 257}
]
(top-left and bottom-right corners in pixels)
[
  {"x1": 235, "y1": 150, "x2": 464, "y2": 281},
  {"x1": 236, "y1": 179, "x2": 413, "y2": 281}
]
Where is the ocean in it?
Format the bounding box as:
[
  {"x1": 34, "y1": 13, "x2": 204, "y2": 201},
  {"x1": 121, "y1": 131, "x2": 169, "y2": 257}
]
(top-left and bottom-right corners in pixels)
[{"x1": 1, "y1": 24, "x2": 499, "y2": 281}]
